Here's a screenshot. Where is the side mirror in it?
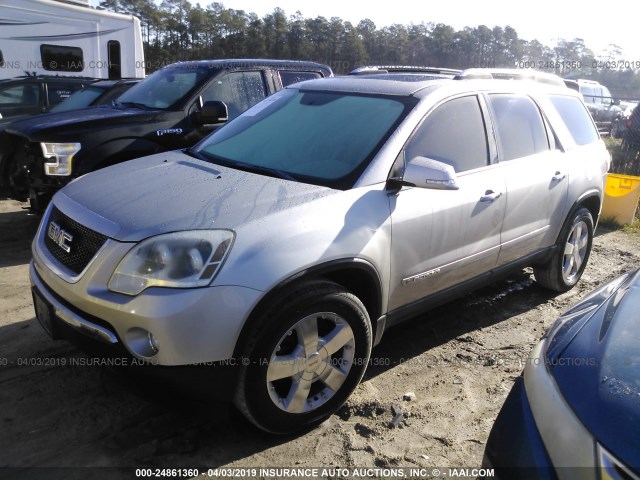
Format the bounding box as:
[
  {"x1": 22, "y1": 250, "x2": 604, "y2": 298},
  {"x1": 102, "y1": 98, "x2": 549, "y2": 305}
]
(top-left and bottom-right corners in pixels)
[
  {"x1": 400, "y1": 156, "x2": 459, "y2": 190},
  {"x1": 198, "y1": 100, "x2": 228, "y2": 125}
]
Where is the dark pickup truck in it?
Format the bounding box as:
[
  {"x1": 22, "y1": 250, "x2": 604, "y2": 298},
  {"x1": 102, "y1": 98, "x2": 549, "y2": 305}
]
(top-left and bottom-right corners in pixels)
[{"x1": 0, "y1": 59, "x2": 332, "y2": 210}]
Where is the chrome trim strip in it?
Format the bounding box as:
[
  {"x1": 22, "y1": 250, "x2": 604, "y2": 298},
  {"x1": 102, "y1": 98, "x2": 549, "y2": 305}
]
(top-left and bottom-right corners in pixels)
[{"x1": 30, "y1": 262, "x2": 119, "y2": 345}]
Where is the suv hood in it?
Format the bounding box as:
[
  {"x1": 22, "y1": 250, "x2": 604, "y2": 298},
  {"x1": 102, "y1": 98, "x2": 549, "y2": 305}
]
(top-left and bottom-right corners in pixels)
[
  {"x1": 54, "y1": 150, "x2": 336, "y2": 242},
  {"x1": 550, "y1": 270, "x2": 640, "y2": 470},
  {"x1": 5, "y1": 105, "x2": 161, "y2": 141}
]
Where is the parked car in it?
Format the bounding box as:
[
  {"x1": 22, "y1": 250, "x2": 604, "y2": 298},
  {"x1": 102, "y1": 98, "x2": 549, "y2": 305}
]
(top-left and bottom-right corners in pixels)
[
  {"x1": 483, "y1": 268, "x2": 640, "y2": 478},
  {"x1": 564, "y1": 78, "x2": 622, "y2": 135},
  {"x1": 48, "y1": 79, "x2": 140, "y2": 113},
  {"x1": 30, "y1": 69, "x2": 609, "y2": 433},
  {"x1": 0, "y1": 74, "x2": 96, "y2": 120},
  {"x1": 0, "y1": 79, "x2": 140, "y2": 130},
  {"x1": 0, "y1": 59, "x2": 332, "y2": 209}
]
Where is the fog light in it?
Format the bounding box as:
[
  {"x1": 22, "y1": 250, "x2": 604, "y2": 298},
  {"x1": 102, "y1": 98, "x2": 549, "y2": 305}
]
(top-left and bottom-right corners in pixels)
[{"x1": 125, "y1": 327, "x2": 159, "y2": 358}]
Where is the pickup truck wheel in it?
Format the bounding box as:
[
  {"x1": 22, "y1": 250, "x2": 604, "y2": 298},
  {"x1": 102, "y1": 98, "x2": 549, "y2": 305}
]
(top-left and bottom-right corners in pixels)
[
  {"x1": 234, "y1": 280, "x2": 372, "y2": 434},
  {"x1": 534, "y1": 207, "x2": 593, "y2": 292}
]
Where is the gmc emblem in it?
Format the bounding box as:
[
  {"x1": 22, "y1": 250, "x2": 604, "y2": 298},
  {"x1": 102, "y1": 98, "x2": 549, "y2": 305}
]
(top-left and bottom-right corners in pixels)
[{"x1": 47, "y1": 222, "x2": 73, "y2": 253}]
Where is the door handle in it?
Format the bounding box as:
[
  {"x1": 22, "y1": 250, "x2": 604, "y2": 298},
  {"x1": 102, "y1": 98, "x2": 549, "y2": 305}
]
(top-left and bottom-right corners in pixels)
[
  {"x1": 480, "y1": 190, "x2": 503, "y2": 202},
  {"x1": 552, "y1": 171, "x2": 566, "y2": 182}
]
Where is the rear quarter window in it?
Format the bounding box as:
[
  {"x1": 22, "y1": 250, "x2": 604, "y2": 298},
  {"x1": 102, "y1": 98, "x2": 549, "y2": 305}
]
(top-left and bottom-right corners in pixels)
[{"x1": 550, "y1": 95, "x2": 599, "y2": 146}]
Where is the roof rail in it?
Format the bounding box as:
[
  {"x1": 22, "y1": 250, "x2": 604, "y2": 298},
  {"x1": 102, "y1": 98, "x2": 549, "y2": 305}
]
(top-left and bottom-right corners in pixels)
[
  {"x1": 350, "y1": 65, "x2": 462, "y2": 76},
  {"x1": 454, "y1": 68, "x2": 566, "y2": 88}
]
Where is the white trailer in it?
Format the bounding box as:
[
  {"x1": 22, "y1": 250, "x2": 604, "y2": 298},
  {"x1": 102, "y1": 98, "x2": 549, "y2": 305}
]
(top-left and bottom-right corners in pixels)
[{"x1": 0, "y1": 0, "x2": 145, "y2": 80}]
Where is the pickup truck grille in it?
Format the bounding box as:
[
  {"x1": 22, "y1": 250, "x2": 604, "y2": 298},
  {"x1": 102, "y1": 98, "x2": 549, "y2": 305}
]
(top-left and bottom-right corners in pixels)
[{"x1": 43, "y1": 207, "x2": 108, "y2": 275}]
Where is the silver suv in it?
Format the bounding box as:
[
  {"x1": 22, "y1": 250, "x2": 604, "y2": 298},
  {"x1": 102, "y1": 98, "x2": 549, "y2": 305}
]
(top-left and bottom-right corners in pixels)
[{"x1": 30, "y1": 68, "x2": 610, "y2": 433}]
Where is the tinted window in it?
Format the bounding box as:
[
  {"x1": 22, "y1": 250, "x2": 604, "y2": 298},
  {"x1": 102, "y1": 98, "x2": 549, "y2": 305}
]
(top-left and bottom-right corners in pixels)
[
  {"x1": 550, "y1": 95, "x2": 599, "y2": 146},
  {"x1": 201, "y1": 71, "x2": 267, "y2": 119},
  {"x1": 279, "y1": 71, "x2": 321, "y2": 87},
  {"x1": 50, "y1": 85, "x2": 104, "y2": 112},
  {"x1": 40, "y1": 44, "x2": 83, "y2": 72},
  {"x1": 405, "y1": 95, "x2": 489, "y2": 172},
  {"x1": 107, "y1": 40, "x2": 121, "y2": 80},
  {"x1": 48, "y1": 82, "x2": 85, "y2": 105},
  {"x1": 0, "y1": 84, "x2": 40, "y2": 106},
  {"x1": 489, "y1": 94, "x2": 549, "y2": 161}
]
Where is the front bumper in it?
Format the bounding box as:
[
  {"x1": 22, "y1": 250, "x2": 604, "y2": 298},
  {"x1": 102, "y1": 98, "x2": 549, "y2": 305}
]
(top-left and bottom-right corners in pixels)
[{"x1": 30, "y1": 241, "x2": 263, "y2": 366}]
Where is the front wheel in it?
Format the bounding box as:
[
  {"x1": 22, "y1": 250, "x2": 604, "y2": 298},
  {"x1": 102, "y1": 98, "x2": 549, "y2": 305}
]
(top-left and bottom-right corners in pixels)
[
  {"x1": 534, "y1": 207, "x2": 594, "y2": 292},
  {"x1": 234, "y1": 280, "x2": 372, "y2": 434}
]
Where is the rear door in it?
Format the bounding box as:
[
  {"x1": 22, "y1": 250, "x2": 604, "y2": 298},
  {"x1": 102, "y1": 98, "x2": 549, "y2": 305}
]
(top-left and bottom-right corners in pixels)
[{"x1": 487, "y1": 93, "x2": 568, "y2": 265}]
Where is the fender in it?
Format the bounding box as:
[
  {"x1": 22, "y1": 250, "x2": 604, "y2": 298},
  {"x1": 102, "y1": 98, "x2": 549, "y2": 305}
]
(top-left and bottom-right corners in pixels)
[{"x1": 232, "y1": 257, "x2": 384, "y2": 358}]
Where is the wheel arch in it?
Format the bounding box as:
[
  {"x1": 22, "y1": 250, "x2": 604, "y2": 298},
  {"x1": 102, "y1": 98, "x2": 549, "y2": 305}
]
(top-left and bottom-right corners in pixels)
[
  {"x1": 232, "y1": 258, "x2": 384, "y2": 359},
  {"x1": 573, "y1": 191, "x2": 602, "y2": 227}
]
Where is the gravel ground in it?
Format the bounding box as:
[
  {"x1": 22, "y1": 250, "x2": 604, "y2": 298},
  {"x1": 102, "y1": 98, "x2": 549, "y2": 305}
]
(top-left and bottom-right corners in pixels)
[{"x1": 1, "y1": 197, "x2": 639, "y2": 480}]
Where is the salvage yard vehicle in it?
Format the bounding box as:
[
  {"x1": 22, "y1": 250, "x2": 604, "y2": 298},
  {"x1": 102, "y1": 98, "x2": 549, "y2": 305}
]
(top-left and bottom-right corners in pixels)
[
  {"x1": 483, "y1": 268, "x2": 640, "y2": 478},
  {"x1": 30, "y1": 69, "x2": 609, "y2": 434},
  {"x1": 0, "y1": 74, "x2": 97, "y2": 121},
  {"x1": 0, "y1": 59, "x2": 332, "y2": 208}
]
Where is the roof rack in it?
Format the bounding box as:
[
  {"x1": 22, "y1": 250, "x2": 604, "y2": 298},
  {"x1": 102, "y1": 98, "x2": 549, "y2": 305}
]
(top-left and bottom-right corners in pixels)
[
  {"x1": 454, "y1": 68, "x2": 566, "y2": 87},
  {"x1": 350, "y1": 65, "x2": 462, "y2": 76}
]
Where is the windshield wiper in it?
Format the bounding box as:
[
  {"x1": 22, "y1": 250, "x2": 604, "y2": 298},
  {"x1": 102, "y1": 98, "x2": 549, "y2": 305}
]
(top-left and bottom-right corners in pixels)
[
  {"x1": 196, "y1": 152, "x2": 296, "y2": 181},
  {"x1": 237, "y1": 163, "x2": 297, "y2": 181},
  {"x1": 184, "y1": 147, "x2": 205, "y2": 160}
]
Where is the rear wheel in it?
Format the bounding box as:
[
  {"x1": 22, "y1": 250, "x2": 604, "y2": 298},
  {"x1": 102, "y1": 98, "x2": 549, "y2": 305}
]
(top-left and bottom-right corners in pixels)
[
  {"x1": 534, "y1": 207, "x2": 593, "y2": 292},
  {"x1": 234, "y1": 280, "x2": 372, "y2": 434}
]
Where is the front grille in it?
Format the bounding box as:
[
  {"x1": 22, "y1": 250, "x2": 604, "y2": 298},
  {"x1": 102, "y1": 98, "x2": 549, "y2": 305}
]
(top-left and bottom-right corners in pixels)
[{"x1": 43, "y1": 207, "x2": 108, "y2": 275}]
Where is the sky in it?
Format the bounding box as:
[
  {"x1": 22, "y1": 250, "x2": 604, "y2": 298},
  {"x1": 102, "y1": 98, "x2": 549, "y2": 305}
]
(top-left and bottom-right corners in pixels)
[{"x1": 214, "y1": 0, "x2": 640, "y2": 62}]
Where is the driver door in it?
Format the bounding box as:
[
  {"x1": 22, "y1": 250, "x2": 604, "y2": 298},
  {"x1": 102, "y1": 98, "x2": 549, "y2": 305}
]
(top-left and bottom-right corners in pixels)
[{"x1": 388, "y1": 95, "x2": 506, "y2": 311}]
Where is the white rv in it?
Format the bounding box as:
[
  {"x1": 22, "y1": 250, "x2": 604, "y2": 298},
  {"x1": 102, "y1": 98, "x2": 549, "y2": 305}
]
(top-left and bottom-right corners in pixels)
[{"x1": 0, "y1": 0, "x2": 145, "y2": 80}]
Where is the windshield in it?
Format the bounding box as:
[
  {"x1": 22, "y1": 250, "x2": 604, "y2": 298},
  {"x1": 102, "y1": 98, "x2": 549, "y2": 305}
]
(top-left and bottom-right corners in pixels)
[
  {"x1": 50, "y1": 85, "x2": 105, "y2": 112},
  {"x1": 116, "y1": 64, "x2": 214, "y2": 110},
  {"x1": 194, "y1": 89, "x2": 413, "y2": 189}
]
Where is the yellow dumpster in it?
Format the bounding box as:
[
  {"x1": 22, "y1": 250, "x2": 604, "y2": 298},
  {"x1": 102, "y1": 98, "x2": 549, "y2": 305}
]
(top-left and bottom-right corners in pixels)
[{"x1": 601, "y1": 173, "x2": 640, "y2": 225}]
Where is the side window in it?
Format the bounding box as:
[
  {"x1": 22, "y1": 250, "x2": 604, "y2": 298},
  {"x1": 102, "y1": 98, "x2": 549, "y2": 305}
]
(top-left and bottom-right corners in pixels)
[
  {"x1": 48, "y1": 82, "x2": 85, "y2": 106},
  {"x1": 40, "y1": 44, "x2": 84, "y2": 72},
  {"x1": 107, "y1": 41, "x2": 122, "y2": 80},
  {"x1": 201, "y1": 71, "x2": 267, "y2": 120},
  {"x1": 0, "y1": 84, "x2": 40, "y2": 106},
  {"x1": 279, "y1": 71, "x2": 322, "y2": 87},
  {"x1": 580, "y1": 85, "x2": 596, "y2": 104},
  {"x1": 405, "y1": 95, "x2": 489, "y2": 173},
  {"x1": 549, "y1": 95, "x2": 599, "y2": 146},
  {"x1": 489, "y1": 94, "x2": 549, "y2": 161},
  {"x1": 601, "y1": 86, "x2": 612, "y2": 105}
]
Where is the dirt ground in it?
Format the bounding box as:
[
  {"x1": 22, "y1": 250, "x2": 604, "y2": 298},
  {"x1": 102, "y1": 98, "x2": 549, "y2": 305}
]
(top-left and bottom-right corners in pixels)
[{"x1": 1, "y1": 197, "x2": 639, "y2": 480}]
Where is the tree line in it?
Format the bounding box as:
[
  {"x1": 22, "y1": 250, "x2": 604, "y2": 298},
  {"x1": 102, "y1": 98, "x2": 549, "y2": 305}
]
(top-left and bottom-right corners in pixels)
[{"x1": 99, "y1": 0, "x2": 640, "y2": 99}]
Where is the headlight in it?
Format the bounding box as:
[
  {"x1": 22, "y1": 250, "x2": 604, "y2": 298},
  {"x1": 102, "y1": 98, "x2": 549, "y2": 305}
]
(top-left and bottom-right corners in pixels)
[
  {"x1": 41, "y1": 142, "x2": 81, "y2": 176},
  {"x1": 108, "y1": 230, "x2": 234, "y2": 296}
]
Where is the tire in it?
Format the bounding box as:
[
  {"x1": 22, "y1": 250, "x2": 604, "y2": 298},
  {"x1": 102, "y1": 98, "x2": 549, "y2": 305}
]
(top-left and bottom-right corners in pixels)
[
  {"x1": 534, "y1": 207, "x2": 593, "y2": 292},
  {"x1": 234, "y1": 280, "x2": 372, "y2": 434}
]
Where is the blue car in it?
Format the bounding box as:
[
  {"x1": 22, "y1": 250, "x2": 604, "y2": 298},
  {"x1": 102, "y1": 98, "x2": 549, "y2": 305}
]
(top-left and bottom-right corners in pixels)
[{"x1": 483, "y1": 268, "x2": 640, "y2": 479}]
